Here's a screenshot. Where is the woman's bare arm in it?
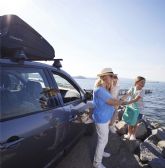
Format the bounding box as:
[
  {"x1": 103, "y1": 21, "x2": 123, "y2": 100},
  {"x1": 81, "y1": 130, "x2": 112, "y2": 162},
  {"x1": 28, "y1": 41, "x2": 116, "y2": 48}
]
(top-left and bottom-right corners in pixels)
[{"x1": 106, "y1": 98, "x2": 121, "y2": 107}]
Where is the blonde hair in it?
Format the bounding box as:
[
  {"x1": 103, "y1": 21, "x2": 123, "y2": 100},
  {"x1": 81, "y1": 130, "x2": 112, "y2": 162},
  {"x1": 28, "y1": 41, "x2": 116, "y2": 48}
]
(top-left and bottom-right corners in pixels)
[
  {"x1": 94, "y1": 77, "x2": 112, "y2": 91},
  {"x1": 94, "y1": 78, "x2": 103, "y2": 88}
]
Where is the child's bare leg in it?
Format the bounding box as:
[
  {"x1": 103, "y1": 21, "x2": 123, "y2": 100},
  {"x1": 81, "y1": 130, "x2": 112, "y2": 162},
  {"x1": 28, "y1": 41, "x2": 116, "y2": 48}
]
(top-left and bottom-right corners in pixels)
[
  {"x1": 132, "y1": 125, "x2": 137, "y2": 135},
  {"x1": 124, "y1": 125, "x2": 132, "y2": 139},
  {"x1": 130, "y1": 125, "x2": 137, "y2": 140},
  {"x1": 128, "y1": 125, "x2": 133, "y2": 135}
]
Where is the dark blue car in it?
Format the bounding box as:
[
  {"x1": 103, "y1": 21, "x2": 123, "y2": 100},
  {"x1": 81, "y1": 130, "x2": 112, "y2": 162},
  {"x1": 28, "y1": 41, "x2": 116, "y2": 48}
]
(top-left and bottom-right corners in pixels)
[
  {"x1": 0, "y1": 58, "x2": 93, "y2": 168},
  {"x1": 0, "y1": 15, "x2": 93, "y2": 168}
]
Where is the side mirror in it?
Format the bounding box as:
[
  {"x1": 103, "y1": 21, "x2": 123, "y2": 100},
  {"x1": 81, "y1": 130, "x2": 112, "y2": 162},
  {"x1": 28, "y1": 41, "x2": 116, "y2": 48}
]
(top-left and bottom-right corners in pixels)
[{"x1": 84, "y1": 89, "x2": 93, "y2": 100}]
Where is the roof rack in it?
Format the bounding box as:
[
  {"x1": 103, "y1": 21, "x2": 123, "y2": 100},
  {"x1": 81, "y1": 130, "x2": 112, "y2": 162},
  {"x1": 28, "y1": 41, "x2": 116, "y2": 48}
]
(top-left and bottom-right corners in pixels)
[
  {"x1": 52, "y1": 59, "x2": 63, "y2": 69},
  {"x1": 1, "y1": 50, "x2": 28, "y2": 62},
  {"x1": 1, "y1": 49, "x2": 63, "y2": 68}
]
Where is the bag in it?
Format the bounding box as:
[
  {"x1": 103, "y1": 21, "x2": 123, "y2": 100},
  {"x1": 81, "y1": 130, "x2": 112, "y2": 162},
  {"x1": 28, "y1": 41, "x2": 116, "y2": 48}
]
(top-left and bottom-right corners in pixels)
[
  {"x1": 122, "y1": 105, "x2": 139, "y2": 126},
  {"x1": 0, "y1": 15, "x2": 55, "y2": 60}
]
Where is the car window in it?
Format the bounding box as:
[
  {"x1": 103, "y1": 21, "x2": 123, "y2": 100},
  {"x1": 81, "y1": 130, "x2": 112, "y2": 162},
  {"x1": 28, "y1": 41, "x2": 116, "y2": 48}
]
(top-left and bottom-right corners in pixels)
[
  {"x1": 52, "y1": 73, "x2": 81, "y2": 104},
  {"x1": 0, "y1": 67, "x2": 59, "y2": 120}
]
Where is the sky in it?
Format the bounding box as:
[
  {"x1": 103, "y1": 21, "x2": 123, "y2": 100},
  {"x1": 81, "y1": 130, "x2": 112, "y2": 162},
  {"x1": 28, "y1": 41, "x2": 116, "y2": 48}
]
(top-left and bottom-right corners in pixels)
[{"x1": 1, "y1": 0, "x2": 165, "y2": 82}]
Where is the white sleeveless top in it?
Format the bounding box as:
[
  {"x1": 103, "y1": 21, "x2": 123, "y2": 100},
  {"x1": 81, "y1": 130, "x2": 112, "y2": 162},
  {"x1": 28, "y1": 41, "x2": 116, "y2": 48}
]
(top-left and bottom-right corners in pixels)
[{"x1": 127, "y1": 86, "x2": 145, "y2": 113}]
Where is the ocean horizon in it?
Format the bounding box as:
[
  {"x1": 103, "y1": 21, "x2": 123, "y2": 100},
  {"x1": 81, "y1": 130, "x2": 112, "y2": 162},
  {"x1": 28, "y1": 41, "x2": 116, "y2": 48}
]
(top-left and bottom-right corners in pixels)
[{"x1": 74, "y1": 76, "x2": 165, "y2": 83}]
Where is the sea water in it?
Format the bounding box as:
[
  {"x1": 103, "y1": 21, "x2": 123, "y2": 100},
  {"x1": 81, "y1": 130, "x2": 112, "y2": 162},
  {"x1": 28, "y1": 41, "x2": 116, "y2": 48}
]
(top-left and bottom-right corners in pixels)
[{"x1": 75, "y1": 78, "x2": 165, "y2": 126}]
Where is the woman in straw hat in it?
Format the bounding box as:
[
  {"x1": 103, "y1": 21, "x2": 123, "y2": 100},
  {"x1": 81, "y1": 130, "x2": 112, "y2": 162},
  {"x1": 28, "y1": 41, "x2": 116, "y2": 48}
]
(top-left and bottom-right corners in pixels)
[{"x1": 93, "y1": 68, "x2": 122, "y2": 168}]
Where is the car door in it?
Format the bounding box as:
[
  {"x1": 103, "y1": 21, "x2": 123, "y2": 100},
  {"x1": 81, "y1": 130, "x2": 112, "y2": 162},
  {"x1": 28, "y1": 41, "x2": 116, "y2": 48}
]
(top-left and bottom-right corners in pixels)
[
  {"x1": 50, "y1": 70, "x2": 89, "y2": 142},
  {"x1": 0, "y1": 65, "x2": 61, "y2": 168}
]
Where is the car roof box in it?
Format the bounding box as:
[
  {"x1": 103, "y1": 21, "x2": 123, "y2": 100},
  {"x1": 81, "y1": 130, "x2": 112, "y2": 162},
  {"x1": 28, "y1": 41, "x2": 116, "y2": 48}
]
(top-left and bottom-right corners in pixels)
[{"x1": 0, "y1": 15, "x2": 55, "y2": 60}]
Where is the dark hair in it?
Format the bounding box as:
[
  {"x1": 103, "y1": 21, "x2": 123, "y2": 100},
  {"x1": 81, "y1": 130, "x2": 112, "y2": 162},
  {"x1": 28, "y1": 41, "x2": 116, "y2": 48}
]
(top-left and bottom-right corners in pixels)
[{"x1": 135, "y1": 76, "x2": 146, "y2": 85}]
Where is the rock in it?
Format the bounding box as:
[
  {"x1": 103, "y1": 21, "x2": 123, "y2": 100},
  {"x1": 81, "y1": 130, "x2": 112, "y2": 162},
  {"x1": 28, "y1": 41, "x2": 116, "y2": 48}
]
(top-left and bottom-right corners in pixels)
[
  {"x1": 106, "y1": 132, "x2": 141, "y2": 168},
  {"x1": 115, "y1": 120, "x2": 127, "y2": 135},
  {"x1": 123, "y1": 139, "x2": 140, "y2": 154},
  {"x1": 136, "y1": 122, "x2": 148, "y2": 140},
  {"x1": 145, "y1": 134, "x2": 159, "y2": 145},
  {"x1": 135, "y1": 154, "x2": 151, "y2": 168},
  {"x1": 158, "y1": 140, "x2": 165, "y2": 149},
  {"x1": 146, "y1": 128, "x2": 165, "y2": 144},
  {"x1": 162, "y1": 127, "x2": 165, "y2": 131},
  {"x1": 162, "y1": 148, "x2": 165, "y2": 158},
  {"x1": 150, "y1": 122, "x2": 160, "y2": 129},
  {"x1": 158, "y1": 141, "x2": 165, "y2": 158},
  {"x1": 134, "y1": 154, "x2": 140, "y2": 162},
  {"x1": 141, "y1": 164, "x2": 151, "y2": 168},
  {"x1": 144, "y1": 119, "x2": 153, "y2": 129},
  {"x1": 156, "y1": 128, "x2": 165, "y2": 140},
  {"x1": 152, "y1": 129, "x2": 158, "y2": 135},
  {"x1": 140, "y1": 142, "x2": 162, "y2": 163},
  {"x1": 149, "y1": 157, "x2": 165, "y2": 168}
]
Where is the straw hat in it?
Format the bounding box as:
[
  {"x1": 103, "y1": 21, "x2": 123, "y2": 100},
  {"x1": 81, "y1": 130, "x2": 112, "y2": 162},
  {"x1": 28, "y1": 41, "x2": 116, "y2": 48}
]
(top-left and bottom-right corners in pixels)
[{"x1": 97, "y1": 68, "x2": 114, "y2": 77}]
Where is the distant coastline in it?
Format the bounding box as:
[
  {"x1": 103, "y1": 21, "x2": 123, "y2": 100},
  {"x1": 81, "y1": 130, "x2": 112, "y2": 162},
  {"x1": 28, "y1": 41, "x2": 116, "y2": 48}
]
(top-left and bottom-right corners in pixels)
[
  {"x1": 73, "y1": 76, "x2": 164, "y2": 83},
  {"x1": 73, "y1": 76, "x2": 96, "y2": 80}
]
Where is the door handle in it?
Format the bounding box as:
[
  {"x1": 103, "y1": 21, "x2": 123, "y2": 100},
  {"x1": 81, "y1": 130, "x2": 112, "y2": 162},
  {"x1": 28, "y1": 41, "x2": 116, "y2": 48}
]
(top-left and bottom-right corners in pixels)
[{"x1": 1, "y1": 136, "x2": 24, "y2": 150}]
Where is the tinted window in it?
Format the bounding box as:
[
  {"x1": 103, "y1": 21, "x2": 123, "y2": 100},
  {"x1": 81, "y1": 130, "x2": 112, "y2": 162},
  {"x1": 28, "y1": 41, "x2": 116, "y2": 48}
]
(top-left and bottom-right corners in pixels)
[
  {"x1": 52, "y1": 73, "x2": 81, "y2": 103},
  {"x1": 0, "y1": 67, "x2": 58, "y2": 120}
]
